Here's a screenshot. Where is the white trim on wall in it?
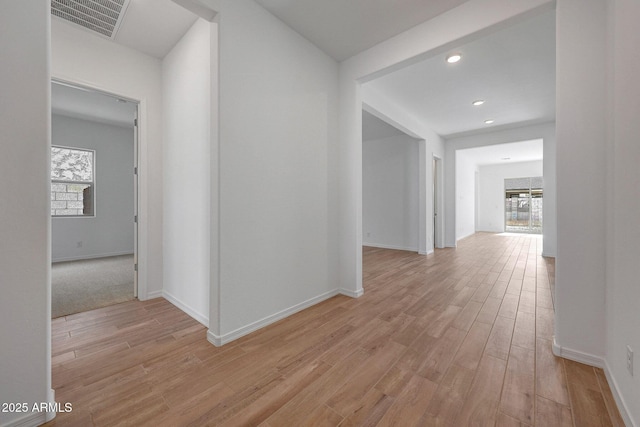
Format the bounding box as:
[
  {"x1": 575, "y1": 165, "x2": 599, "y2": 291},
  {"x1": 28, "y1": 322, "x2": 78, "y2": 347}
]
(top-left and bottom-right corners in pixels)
[
  {"x1": 2, "y1": 413, "x2": 47, "y2": 427},
  {"x1": 433, "y1": 155, "x2": 444, "y2": 250},
  {"x1": 363, "y1": 242, "x2": 418, "y2": 252},
  {"x1": 52, "y1": 251, "x2": 134, "y2": 263},
  {"x1": 162, "y1": 291, "x2": 209, "y2": 327},
  {"x1": 145, "y1": 291, "x2": 163, "y2": 300},
  {"x1": 604, "y1": 361, "x2": 638, "y2": 427},
  {"x1": 207, "y1": 289, "x2": 340, "y2": 346},
  {"x1": 0, "y1": 387, "x2": 55, "y2": 427},
  {"x1": 552, "y1": 337, "x2": 604, "y2": 368},
  {"x1": 339, "y1": 288, "x2": 365, "y2": 299},
  {"x1": 553, "y1": 337, "x2": 637, "y2": 427}
]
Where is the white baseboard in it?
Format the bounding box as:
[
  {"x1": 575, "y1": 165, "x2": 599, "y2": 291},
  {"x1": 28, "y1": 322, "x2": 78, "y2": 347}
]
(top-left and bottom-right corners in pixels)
[
  {"x1": 46, "y1": 389, "x2": 56, "y2": 422},
  {"x1": 456, "y1": 232, "x2": 475, "y2": 242},
  {"x1": 52, "y1": 251, "x2": 134, "y2": 263},
  {"x1": 362, "y1": 242, "x2": 418, "y2": 252},
  {"x1": 207, "y1": 289, "x2": 340, "y2": 347},
  {"x1": 603, "y1": 360, "x2": 638, "y2": 427},
  {"x1": 552, "y1": 338, "x2": 637, "y2": 426},
  {"x1": 142, "y1": 290, "x2": 163, "y2": 300},
  {"x1": 207, "y1": 330, "x2": 223, "y2": 347},
  {"x1": 1, "y1": 390, "x2": 64, "y2": 427},
  {"x1": 339, "y1": 287, "x2": 364, "y2": 298},
  {"x1": 552, "y1": 337, "x2": 605, "y2": 368},
  {"x1": 476, "y1": 228, "x2": 504, "y2": 234},
  {"x1": 541, "y1": 251, "x2": 556, "y2": 258},
  {"x1": 162, "y1": 291, "x2": 209, "y2": 327},
  {"x1": 1, "y1": 413, "x2": 46, "y2": 427}
]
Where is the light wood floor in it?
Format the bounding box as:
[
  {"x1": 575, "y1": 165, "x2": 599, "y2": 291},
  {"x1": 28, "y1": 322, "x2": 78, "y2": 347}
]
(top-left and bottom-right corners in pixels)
[{"x1": 46, "y1": 233, "x2": 625, "y2": 426}]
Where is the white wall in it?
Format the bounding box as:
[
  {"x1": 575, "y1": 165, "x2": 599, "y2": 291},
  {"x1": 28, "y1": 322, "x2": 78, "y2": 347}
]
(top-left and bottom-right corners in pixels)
[
  {"x1": 553, "y1": 2, "x2": 640, "y2": 424},
  {"x1": 477, "y1": 160, "x2": 543, "y2": 233},
  {"x1": 455, "y1": 150, "x2": 477, "y2": 241},
  {"x1": 445, "y1": 122, "x2": 556, "y2": 256},
  {"x1": 362, "y1": 85, "x2": 446, "y2": 254},
  {"x1": 51, "y1": 19, "x2": 163, "y2": 300},
  {"x1": 554, "y1": 0, "x2": 607, "y2": 365},
  {"x1": 51, "y1": 115, "x2": 134, "y2": 262},
  {"x1": 363, "y1": 135, "x2": 419, "y2": 251},
  {"x1": 0, "y1": 2, "x2": 53, "y2": 426},
  {"x1": 162, "y1": 19, "x2": 211, "y2": 326},
  {"x1": 606, "y1": 0, "x2": 640, "y2": 424},
  {"x1": 208, "y1": 0, "x2": 339, "y2": 343}
]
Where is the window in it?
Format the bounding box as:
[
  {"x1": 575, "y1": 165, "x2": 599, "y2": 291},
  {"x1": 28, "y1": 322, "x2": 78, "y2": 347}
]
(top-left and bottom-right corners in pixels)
[
  {"x1": 505, "y1": 177, "x2": 543, "y2": 234},
  {"x1": 51, "y1": 146, "x2": 95, "y2": 217}
]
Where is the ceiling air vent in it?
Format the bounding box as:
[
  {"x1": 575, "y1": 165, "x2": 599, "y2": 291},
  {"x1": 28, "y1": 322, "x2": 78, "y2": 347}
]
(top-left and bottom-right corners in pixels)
[{"x1": 51, "y1": 0, "x2": 131, "y2": 39}]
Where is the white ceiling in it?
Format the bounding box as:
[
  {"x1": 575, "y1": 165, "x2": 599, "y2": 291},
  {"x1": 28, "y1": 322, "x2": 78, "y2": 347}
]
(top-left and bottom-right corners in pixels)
[
  {"x1": 52, "y1": 0, "x2": 555, "y2": 143},
  {"x1": 53, "y1": 0, "x2": 469, "y2": 62},
  {"x1": 254, "y1": 0, "x2": 470, "y2": 61},
  {"x1": 50, "y1": 0, "x2": 196, "y2": 125},
  {"x1": 52, "y1": 0, "x2": 199, "y2": 59},
  {"x1": 115, "y1": 0, "x2": 198, "y2": 58},
  {"x1": 457, "y1": 139, "x2": 543, "y2": 167},
  {"x1": 52, "y1": 82, "x2": 137, "y2": 129},
  {"x1": 364, "y1": 9, "x2": 556, "y2": 138}
]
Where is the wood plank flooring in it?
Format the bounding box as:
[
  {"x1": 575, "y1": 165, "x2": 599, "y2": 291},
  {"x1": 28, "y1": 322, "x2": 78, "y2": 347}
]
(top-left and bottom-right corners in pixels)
[{"x1": 45, "y1": 232, "x2": 625, "y2": 426}]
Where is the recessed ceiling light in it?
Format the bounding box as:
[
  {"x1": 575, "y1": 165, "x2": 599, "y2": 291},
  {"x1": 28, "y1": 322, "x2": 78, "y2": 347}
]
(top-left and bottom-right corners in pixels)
[
  {"x1": 484, "y1": 119, "x2": 495, "y2": 124},
  {"x1": 472, "y1": 100, "x2": 485, "y2": 106},
  {"x1": 446, "y1": 53, "x2": 462, "y2": 64}
]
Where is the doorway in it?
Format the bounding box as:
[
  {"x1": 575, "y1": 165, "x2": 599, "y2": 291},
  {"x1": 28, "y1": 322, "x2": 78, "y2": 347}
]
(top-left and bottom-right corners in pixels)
[
  {"x1": 362, "y1": 109, "x2": 421, "y2": 253},
  {"x1": 433, "y1": 155, "x2": 443, "y2": 250},
  {"x1": 51, "y1": 80, "x2": 139, "y2": 318}
]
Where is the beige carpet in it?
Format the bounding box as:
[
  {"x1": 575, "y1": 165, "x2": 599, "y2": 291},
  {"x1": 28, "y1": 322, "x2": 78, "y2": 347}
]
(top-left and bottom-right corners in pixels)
[{"x1": 52, "y1": 254, "x2": 135, "y2": 318}]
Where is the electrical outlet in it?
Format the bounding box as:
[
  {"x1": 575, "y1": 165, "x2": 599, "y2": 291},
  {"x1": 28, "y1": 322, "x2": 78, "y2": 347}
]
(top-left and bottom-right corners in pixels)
[{"x1": 627, "y1": 345, "x2": 634, "y2": 376}]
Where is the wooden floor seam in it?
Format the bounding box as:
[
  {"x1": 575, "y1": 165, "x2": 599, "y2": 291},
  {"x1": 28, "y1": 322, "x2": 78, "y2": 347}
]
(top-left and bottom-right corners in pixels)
[{"x1": 45, "y1": 232, "x2": 625, "y2": 426}]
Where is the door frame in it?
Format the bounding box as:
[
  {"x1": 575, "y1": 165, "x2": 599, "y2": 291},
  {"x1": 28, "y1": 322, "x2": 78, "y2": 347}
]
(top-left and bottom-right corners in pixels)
[
  {"x1": 433, "y1": 155, "x2": 443, "y2": 250},
  {"x1": 51, "y1": 78, "x2": 141, "y2": 298}
]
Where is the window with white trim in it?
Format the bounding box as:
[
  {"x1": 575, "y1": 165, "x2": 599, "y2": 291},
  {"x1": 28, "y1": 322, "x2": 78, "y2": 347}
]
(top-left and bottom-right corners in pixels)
[
  {"x1": 505, "y1": 176, "x2": 542, "y2": 234},
  {"x1": 51, "y1": 146, "x2": 95, "y2": 217}
]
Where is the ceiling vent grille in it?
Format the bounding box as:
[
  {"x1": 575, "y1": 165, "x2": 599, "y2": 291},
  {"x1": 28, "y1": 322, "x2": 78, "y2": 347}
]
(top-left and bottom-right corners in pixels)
[{"x1": 52, "y1": 0, "x2": 131, "y2": 39}]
